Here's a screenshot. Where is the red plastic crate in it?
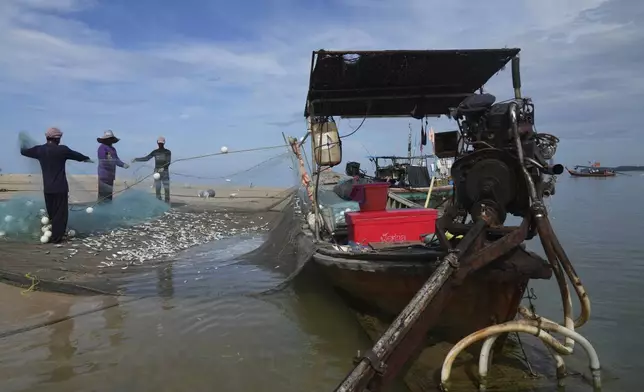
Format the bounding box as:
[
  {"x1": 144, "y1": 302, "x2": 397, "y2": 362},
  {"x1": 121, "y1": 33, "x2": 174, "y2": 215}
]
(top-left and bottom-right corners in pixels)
[
  {"x1": 349, "y1": 182, "x2": 390, "y2": 211},
  {"x1": 345, "y1": 209, "x2": 438, "y2": 245}
]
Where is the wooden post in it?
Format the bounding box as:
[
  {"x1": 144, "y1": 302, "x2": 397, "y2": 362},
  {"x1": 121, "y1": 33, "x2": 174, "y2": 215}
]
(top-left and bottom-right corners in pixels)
[
  {"x1": 423, "y1": 176, "x2": 436, "y2": 209},
  {"x1": 334, "y1": 219, "x2": 488, "y2": 392}
]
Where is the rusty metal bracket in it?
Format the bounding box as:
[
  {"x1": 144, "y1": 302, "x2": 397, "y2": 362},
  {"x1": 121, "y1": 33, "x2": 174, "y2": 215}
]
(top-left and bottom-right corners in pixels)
[
  {"x1": 451, "y1": 216, "x2": 531, "y2": 284},
  {"x1": 435, "y1": 204, "x2": 458, "y2": 250},
  {"x1": 353, "y1": 350, "x2": 387, "y2": 375}
]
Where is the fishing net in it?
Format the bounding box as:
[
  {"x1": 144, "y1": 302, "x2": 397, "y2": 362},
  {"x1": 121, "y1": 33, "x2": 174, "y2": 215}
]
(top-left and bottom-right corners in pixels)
[{"x1": 0, "y1": 131, "x2": 307, "y2": 296}]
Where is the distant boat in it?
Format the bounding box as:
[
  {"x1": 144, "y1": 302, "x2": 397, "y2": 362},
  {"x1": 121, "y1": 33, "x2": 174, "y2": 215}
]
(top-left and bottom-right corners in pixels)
[{"x1": 566, "y1": 165, "x2": 616, "y2": 177}]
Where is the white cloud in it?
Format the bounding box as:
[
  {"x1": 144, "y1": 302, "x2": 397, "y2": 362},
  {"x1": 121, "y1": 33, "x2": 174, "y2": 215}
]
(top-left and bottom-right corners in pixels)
[{"x1": 0, "y1": 0, "x2": 642, "y2": 175}]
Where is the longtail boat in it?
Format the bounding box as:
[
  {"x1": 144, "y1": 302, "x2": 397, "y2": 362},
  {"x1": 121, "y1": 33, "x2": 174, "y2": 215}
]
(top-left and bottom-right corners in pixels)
[
  {"x1": 566, "y1": 165, "x2": 616, "y2": 177},
  {"x1": 288, "y1": 48, "x2": 599, "y2": 391}
]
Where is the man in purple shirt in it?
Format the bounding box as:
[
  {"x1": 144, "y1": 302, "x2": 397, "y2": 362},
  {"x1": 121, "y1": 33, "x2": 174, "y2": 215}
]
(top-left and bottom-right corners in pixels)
[{"x1": 97, "y1": 130, "x2": 129, "y2": 202}]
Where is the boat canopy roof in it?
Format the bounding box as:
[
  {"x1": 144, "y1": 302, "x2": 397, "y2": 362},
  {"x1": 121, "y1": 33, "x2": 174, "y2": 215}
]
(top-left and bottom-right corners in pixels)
[{"x1": 304, "y1": 48, "x2": 520, "y2": 118}]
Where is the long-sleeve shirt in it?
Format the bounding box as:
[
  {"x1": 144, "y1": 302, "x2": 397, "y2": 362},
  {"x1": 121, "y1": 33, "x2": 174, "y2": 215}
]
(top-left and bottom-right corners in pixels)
[
  {"x1": 20, "y1": 143, "x2": 90, "y2": 194},
  {"x1": 133, "y1": 147, "x2": 172, "y2": 173},
  {"x1": 97, "y1": 144, "x2": 125, "y2": 183}
]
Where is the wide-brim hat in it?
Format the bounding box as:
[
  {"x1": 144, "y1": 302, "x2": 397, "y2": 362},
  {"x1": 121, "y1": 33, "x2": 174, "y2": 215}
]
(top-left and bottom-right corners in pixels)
[{"x1": 97, "y1": 130, "x2": 120, "y2": 143}]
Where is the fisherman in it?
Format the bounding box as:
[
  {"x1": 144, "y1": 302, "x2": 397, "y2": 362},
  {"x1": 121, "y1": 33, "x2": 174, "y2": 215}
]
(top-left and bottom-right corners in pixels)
[
  {"x1": 132, "y1": 136, "x2": 172, "y2": 203},
  {"x1": 20, "y1": 127, "x2": 93, "y2": 244},
  {"x1": 97, "y1": 130, "x2": 129, "y2": 203}
]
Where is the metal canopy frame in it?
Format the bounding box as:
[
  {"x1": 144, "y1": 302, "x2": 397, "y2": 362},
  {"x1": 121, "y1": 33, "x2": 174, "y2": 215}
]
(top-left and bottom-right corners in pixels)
[{"x1": 304, "y1": 48, "x2": 520, "y2": 118}]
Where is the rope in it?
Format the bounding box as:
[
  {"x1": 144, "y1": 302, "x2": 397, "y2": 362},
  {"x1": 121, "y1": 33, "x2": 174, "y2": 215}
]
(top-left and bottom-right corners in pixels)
[
  {"x1": 163, "y1": 152, "x2": 289, "y2": 180},
  {"x1": 20, "y1": 273, "x2": 39, "y2": 295},
  {"x1": 69, "y1": 144, "x2": 288, "y2": 210}
]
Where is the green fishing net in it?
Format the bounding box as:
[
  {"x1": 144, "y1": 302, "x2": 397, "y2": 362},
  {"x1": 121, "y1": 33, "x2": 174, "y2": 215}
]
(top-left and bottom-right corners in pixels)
[
  {"x1": 1, "y1": 131, "x2": 296, "y2": 242},
  {"x1": 0, "y1": 192, "x2": 170, "y2": 241}
]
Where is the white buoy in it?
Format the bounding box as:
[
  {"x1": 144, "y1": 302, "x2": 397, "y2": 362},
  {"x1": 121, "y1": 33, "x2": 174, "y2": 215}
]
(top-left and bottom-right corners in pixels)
[
  {"x1": 153, "y1": 172, "x2": 161, "y2": 180},
  {"x1": 41, "y1": 216, "x2": 50, "y2": 225},
  {"x1": 86, "y1": 207, "x2": 94, "y2": 214},
  {"x1": 221, "y1": 146, "x2": 228, "y2": 153},
  {"x1": 40, "y1": 235, "x2": 49, "y2": 244},
  {"x1": 4, "y1": 215, "x2": 13, "y2": 223},
  {"x1": 68, "y1": 229, "x2": 76, "y2": 237},
  {"x1": 44, "y1": 230, "x2": 52, "y2": 238}
]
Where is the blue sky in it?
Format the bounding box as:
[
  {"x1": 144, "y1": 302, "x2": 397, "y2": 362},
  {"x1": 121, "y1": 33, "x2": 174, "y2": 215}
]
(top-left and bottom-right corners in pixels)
[{"x1": 0, "y1": 0, "x2": 642, "y2": 186}]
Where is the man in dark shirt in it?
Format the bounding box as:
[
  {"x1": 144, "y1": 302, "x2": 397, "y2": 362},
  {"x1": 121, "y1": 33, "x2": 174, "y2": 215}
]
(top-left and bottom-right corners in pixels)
[
  {"x1": 132, "y1": 136, "x2": 172, "y2": 203},
  {"x1": 20, "y1": 127, "x2": 92, "y2": 243}
]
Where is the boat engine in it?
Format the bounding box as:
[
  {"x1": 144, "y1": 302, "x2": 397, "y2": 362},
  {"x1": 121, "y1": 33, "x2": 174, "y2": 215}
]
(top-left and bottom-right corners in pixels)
[{"x1": 436, "y1": 95, "x2": 562, "y2": 225}]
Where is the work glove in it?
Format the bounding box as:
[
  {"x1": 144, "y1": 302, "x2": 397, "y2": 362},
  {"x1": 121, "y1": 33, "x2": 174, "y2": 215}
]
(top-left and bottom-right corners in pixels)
[
  {"x1": 157, "y1": 168, "x2": 164, "y2": 173},
  {"x1": 123, "y1": 163, "x2": 130, "y2": 169}
]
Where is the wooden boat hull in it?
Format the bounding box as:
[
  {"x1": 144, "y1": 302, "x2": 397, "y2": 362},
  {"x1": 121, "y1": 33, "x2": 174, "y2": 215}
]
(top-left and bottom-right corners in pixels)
[
  {"x1": 311, "y1": 245, "x2": 551, "y2": 343},
  {"x1": 566, "y1": 167, "x2": 616, "y2": 177}
]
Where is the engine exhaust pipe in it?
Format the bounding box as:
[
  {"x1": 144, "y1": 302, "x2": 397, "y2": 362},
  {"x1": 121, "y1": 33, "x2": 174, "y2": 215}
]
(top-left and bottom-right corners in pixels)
[
  {"x1": 548, "y1": 164, "x2": 564, "y2": 175},
  {"x1": 512, "y1": 56, "x2": 522, "y2": 99}
]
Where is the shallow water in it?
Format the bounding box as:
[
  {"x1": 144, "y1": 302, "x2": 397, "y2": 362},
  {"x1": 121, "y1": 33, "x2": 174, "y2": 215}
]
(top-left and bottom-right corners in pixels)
[
  {"x1": 0, "y1": 174, "x2": 643, "y2": 391},
  {"x1": 0, "y1": 234, "x2": 389, "y2": 392}
]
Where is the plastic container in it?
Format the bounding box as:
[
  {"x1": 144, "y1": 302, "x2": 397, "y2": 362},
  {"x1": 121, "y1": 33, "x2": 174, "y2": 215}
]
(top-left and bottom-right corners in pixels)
[
  {"x1": 349, "y1": 182, "x2": 390, "y2": 211},
  {"x1": 310, "y1": 118, "x2": 342, "y2": 167},
  {"x1": 345, "y1": 209, "x2": 439, "y2": 245}
]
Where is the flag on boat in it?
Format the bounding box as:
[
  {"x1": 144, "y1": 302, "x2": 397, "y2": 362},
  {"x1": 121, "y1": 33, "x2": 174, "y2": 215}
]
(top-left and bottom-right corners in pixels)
[{"x1": 429, "y1": 127, "x2": 435, "y2": 153}]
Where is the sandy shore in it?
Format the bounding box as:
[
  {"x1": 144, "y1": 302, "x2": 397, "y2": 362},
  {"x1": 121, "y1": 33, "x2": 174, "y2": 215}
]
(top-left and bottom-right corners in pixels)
[
  {"x1": 0, "y1": 173, "x2": 293, "y2": 211},
  {"x1": 0, "y1": 173, "x2": 296, "y2": 295}
]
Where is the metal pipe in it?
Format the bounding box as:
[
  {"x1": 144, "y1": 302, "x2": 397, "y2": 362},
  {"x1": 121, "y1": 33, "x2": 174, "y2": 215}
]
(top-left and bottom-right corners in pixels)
[
  {"x1": 512, "y1": 55, "x2": 522, "y2": 99},
  {"x1": 478, "y1": 229, "x2": 574, "y2": 386},
  {"x1": 537, "y1": 222, "x2": 576, "y2": 348},
  {"x1": 548, "y1": 221, "x2": 592, "y2": 328},
  {"x1": 461, "y1": 214, "x2": 595, "y2": 391},
  {"x1": 509, "y1": 102, "x2": 538, "y2": 203},
  {"x1": 441, "y1": 321, "x2": 601, "y2": 392},
  {"x1": 538, "y1": 215, "x2": 591, "y2": 328}
]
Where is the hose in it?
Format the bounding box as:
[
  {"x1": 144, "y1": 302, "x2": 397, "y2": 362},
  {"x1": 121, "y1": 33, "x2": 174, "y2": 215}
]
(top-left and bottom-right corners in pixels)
[{"x1": 440, "y1": 319, "x2": 601, "y2": 392}]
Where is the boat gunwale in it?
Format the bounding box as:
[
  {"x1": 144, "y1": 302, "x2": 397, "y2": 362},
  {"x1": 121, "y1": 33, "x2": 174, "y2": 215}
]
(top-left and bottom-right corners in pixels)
[{"x1": 312, "y1": 250, "x2": 441, "y2": 273}]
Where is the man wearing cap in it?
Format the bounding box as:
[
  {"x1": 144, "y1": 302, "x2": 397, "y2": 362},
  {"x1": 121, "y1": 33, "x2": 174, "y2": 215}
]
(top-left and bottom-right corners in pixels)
[
  {"x1": 132, "y1": 136, "x2": 172, "y2": 203},
  {"x1": 97, "y1": 130, "x2": 129, "y2": 203},
  {"x1": 20, "y1": 127, "x2": 92, "y2": 244}
]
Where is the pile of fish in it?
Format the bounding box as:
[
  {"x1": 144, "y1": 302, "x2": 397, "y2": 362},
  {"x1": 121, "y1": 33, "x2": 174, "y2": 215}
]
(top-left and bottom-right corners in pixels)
[{"x1": 75, "y1": 210, "x2": 271, "y2": 268}]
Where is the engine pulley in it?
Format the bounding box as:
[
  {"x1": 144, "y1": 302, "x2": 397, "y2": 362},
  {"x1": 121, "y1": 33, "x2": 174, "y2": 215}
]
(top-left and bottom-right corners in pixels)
[{"x1": 463, "y1": 158, "x2": 515, "y2": 224}]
